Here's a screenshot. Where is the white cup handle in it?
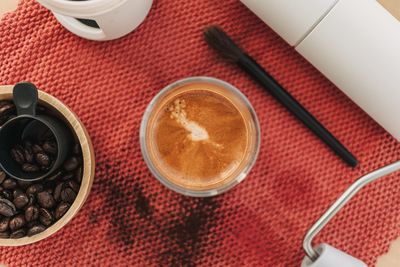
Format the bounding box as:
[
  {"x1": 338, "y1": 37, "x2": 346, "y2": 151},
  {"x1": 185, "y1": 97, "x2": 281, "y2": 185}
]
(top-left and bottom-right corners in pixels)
[{"x1": 53, "y1": 12, "x2": 106, "y2": 41}]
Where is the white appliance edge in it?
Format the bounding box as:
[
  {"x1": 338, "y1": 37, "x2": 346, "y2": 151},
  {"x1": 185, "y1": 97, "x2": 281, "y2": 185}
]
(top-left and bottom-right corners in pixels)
[{"x1": 241, "y1": 0, "x2": 400, "y2": 141}]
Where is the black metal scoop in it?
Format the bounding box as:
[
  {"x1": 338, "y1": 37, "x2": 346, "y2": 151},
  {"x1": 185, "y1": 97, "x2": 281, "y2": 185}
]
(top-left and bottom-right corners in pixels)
[{"x1": 0, "y1": 82, "x2": 72, "y2": 181}]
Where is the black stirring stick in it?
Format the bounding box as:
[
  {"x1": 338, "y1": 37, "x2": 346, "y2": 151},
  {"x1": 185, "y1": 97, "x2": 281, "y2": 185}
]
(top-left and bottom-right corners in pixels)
[{"x1": 204, "y1": 26, "x2": 358, "y2": 167}]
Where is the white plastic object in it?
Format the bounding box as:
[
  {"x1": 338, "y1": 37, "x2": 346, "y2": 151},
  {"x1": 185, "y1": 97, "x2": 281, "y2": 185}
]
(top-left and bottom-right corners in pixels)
[
  {"x1": 35, "y1": 0, "x2": 153, "y2": 41},
  {"x1": 240, "y1": 0, "x2": 400, "y2": 141},
  {"x1": 301, "y1": 244, "x2": 367, "y2": 267},
  {"x1": 238, "y1": 0, "x2": 338, "y2": 46}
]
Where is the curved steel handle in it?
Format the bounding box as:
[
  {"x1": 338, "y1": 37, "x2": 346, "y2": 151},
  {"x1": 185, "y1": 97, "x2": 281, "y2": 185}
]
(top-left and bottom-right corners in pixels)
[{"x1": 303, "y1": 160, "x2": 400, "y2": 261}]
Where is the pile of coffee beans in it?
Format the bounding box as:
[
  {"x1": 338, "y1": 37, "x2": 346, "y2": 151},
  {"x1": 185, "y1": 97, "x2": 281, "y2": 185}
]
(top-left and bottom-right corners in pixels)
[
  {"x1": 11, "y1": 138, "x2": 57, "y2": 173},
  {"x1": 0, "y1": 101, "x2": 83, "y2": 239}
]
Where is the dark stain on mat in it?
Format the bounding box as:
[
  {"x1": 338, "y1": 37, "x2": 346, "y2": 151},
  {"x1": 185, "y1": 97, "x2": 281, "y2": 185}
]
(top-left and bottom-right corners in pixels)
[
  {"x1": 89, "y1": 162, "x2": 221, "y2": 264},
  {"x1": 158, "y1": 197, "x2": 219, "y2": 266}
]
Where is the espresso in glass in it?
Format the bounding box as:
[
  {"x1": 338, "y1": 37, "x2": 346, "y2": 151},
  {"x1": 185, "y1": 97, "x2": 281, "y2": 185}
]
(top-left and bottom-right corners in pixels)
[{"x1": 140, "y1": 77, "x2": 260, "y2": 197}]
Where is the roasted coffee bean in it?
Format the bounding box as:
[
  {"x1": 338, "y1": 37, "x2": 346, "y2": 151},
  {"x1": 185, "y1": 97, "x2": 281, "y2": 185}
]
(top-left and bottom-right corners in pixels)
[
  {"x1": 9, "y1": 214, "x2": 26, "y2": 231},
  {"x1": 0, "y1": 217, "x2": 10, "y2": 232},
  {"x1": 2, "y1": 179, "x2": 17, "y2": 190},
  {"x1": 40, "y1": 166, "x2": 50, "y2": 172},
  {"x1": 46, "y1": 171, "x2": 62, "y2": 182},
  {"x1": 25, "y1": 205, "x2": 39, "y2": 222},
  {"x1": 17, "y1": 180, "x2": 32, "y2": 189},
  {"x1": 42, "y1": 141, "x2": 57, "y2": 155},
  {"x1": 67, "y1": 180, "x2": 80, "y2": 193},
  {"x1": 23, "y1": 140, "x2": 33, "y2": 158},
  {"x1": 75, "y1": 167, "x2": 83, "y2": 183},
  {"x1": 62, "y1": 172, "x2": 74, "y2": 181},
  {"x1": 10, "y1": 229, "x2": 25, "y2": 239},
  {"x1": 0, "y1": 102, "x2": 15, "y2": 117},
  {"x1": 32, "y1": 144, "x2": 43, "y2": 154},
  {"x1": 55, "y1": 202, "x2": 70, "y2": 220},
  {"x1": 0, "y1": 190, "x2": 12, "y2": 201},
  {"x1": 13, "y1": 192, "x2": 29, "y2": 209},
  {"x1": 27, "y1": 195, "x2": 36, "y2": 206},
  {"x1": 37, "y1": 191, "x2": 55, "y2": 209},
  {"x1": 0, "y1": 231, "x2": 9, "y2": 238},
  {"x1": 35, "y1": 152, "x2": 50, "y2": 167},
  {"x1": 0, "y1": 198, "x2": 16, "y2": 217},
  {"x1": 26, "y1": 184, "x2": 44, "y2": 196},
  {"x1": 24, "y1": 146, "x2": 34, "y2": 163},
  {"x1": 22, "y1": 163, "x2": 40, "y2": 173},
  {"x1": 27, "y1": 220, "x2": 38, "y2": 229},
  {"x1": 54, "y1": 182, "x2": 64, "y2": 202},
  {"x1": 0, "y1": 171, "x2": 6, "y2": 184},
  {"x1": 63, "y1": 157, "x2": 79, "y2": 172},
  {"x1": 27, "y1": 224, "x2": 46, "y2": 236},
  {"x1": 0, "y1": 101, "x2": 15, "y2": 112},
  {"x1": 10, "y1": 146, "x2": 25, "y2": 165},
  {"x1": 39, "y1": 208, "x2": 53, "y2": 226},
  {"x1": 13, "y1": 189, "x2": 23, "y2": 198},
  {"x1": 61, "y1": 187, "x2": 76, "y2": 204},
  {"x1": 23, "y1": 139, "x2": 33, "y2": 148}
]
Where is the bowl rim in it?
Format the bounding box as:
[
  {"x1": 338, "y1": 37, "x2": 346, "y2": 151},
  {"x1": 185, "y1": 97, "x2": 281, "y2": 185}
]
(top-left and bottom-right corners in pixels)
[{"x1": 0, "y1": 85, "x2": 95, "y2": 246}]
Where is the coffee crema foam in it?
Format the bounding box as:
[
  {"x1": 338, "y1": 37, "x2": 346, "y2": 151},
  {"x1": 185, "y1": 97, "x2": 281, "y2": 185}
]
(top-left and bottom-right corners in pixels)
[{"x1": 146, "y1": 82, "x2": 255, "y2": 190}]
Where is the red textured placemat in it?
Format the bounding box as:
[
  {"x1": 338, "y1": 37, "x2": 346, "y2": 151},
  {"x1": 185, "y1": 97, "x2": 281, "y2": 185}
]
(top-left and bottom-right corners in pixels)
[{"x1": 1, "y1": 0, "x2": 400, "y2": 266}]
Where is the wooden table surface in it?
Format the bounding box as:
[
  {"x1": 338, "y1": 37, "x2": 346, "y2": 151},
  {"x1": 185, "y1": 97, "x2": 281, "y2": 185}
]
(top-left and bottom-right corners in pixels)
[
  {"x1": 379, "y1": 0, "x2": 400, "y2": 20},
  {"x1": 0, "y1": 0, "x2": 18, "y2": 18}
]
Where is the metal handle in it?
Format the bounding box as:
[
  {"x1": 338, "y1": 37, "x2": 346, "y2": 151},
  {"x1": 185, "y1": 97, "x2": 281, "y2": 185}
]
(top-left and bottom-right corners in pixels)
[{"x1": 303, "y1": 160, "x2": 400, "y2": 262}]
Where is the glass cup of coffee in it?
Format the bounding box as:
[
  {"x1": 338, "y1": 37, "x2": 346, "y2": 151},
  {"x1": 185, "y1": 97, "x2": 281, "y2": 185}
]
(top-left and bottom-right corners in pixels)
[{"x1": 140, "y1": 77, "x2": 260, "y2": 197}]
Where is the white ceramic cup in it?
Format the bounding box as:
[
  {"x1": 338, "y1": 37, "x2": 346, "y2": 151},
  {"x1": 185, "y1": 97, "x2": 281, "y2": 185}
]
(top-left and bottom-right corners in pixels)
[{"x1": 36, "y1": 0, "x2": 153, "y2": 41}]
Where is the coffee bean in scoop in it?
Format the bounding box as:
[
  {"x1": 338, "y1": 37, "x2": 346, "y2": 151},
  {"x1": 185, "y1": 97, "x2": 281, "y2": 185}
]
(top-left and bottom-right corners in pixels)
[{"x1": 10, "y1": 135, "x2": 58, "y2": 173}]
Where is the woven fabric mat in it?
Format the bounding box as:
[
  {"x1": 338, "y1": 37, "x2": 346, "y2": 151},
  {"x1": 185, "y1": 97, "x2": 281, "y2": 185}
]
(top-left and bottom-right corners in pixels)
[{"x1": 1, "y1": 0, "x2": 400, "y2": 266}]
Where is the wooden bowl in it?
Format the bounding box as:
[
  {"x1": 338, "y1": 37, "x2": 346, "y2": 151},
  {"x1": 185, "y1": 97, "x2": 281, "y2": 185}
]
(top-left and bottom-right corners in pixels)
[{"x1": 0, "y1": 85, "x2": 95, "y2": 246}]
